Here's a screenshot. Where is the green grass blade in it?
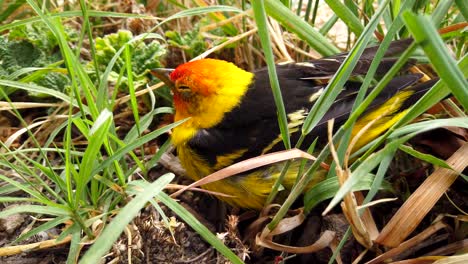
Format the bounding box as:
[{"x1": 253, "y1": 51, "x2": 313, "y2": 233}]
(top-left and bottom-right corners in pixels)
[
  {"x1": 403, "y1": 11, "x2": 468, "y2": 110},
  {"x1": 252, "y1": 0, "x2": 290, "y2": 149},
  {"x1": 0, "y1": 205, "x2": 70, "y2": 218},
  {"x1": 14, "y1": 216, "x2": 71, "y2": 243},
  {"x1": 324, "y1": 0, "x2": 364, "y2": 36},
  {"x1": 399, "y1": 145, "x2": 452, "y2": 169},
  {"x1": 264, "y1": 0, "x2": 339, "y2": 56},
  {"x1": 75, "y1": 109, "x2": 113, "y2": 204},
  {"x1": 432, "y1": 0, "x2": 455, "y2": 25},
  {"x1": 304, "y1": 173, "x2": 389, "y2": 212},
  {"x1": 0, "y1": 80, "x2": 83, "y2": 111},
  {"x1": 79, "y1": 173, "x2": 174, "y2": 264},
  {"x1": 455, "y1": 0, "x2": 468, "y2": 21},
  {"x1": 66, "y1": 229, "x2": 82, "y2": 264},
  {"x1": 91, "y1": 118, "x2": 187, "y2": 175}
]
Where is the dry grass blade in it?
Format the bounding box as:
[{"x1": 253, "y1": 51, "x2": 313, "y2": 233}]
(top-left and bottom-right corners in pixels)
[
  {"x1": 328, "y1": 120, "x2": 376, "y2": 248},
  {"x1": 170, "y1": 148, "x2": 318, "y2": 198},
  {"x1": 2, "y1": 120, "x2": 48, "y2": 149},
  {"x1": 355, "y1": 192, "x2": 379, "y2": 241},
  {"x1": 425, "y1": 238, "x2": 468, "y2": 256},
  {"x1": 0, "y1": 102, "x2": 61, "y2": 110},
  {"x1": 256, "y1": 230, "x2": 335, "y2": 254},
  {"x1": 389, "y1": 256, "x2": 444, "y2": 264},
  {"x1": 376, "y1": 142, "x2": 468, "y2": 247},
  {"x1": 366, "y1": 220, "x2": 448, "y2": 264},
  {"x1": 115, "y1": 83, "x2": 164, "y2": 105},
  {"x1": 0, "y1": 235, "x2": 72, "y2": 257},
  {"x1": 433, "y1": 253, "x2": 468, "y2": 264},
  {"x1": 263, "y1": 208, "x2": 305, "y2": 237},
  {"x1": 256, "y1": 209, "x2": 335, "y2": 254},
  {"x1": 194, "y1": 28, "x2": 258, "y2": 60},
  {"x1": 200, "y1": 10, "x2": 252, "y2": 32}
]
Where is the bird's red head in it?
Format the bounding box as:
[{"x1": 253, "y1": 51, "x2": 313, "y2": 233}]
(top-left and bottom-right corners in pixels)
[{"x1": 165, "y1": 59, "x2": 254, "y2": 126}]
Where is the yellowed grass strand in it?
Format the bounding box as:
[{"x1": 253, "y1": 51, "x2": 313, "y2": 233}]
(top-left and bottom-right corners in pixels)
[
  {"x1": 0, "y1": 235, "x2": 72, "y2": 257},
  {"x1": 355, "y1": 192, "x2": 379, "y2": 242},
  {"x1": 115, "y1": 83, "x2": 164, "y2": 106},
  {"x1": 256, "y1": 229, "x2": 336, "y2": 254},
  {"x1": 366, "y1": 220, "x2": 448, "y2": 264},
  {"x1": 389, "y1": 256, "x2": 444, "y2": 264},
  {"x1": 170, "y1": 148, "x2": 318, "y2": 198},
  {"x1": 376, "y1": 143, "x2": 468, "y2": 247},
  {"x1": 355, "y1": 197, "x2": 398, "y2": 211},
  {"x1": 433, "y1": 254, "x2": 468, "y2": 264},
  {"x1": 193, "y1": 28, "x2": 258, "y2": 60},
  {"x1": 200, "y1": 10, "x2": 252, "y2": 32},
  {"x1": 352, "y1": 248, "x2": 369, "y2": 264},
  {"x1": 425, "y1": 239, "x2": 468, "y2": 257},
  {"x1": 328, "y1": 120, "x2": 373, "y2": 248},
  {"x1": 3, "y1": 120, "x2": 48, "y2": 149},
  {"x1": 264, "y1": 208, "x2": 305, "y2": 237},
  {"x1": 267, "y1": 18, "x2": 293, "y2": 62},
  {"x1": 0, "y1": 102, "x2": 61, "y2": 110}
]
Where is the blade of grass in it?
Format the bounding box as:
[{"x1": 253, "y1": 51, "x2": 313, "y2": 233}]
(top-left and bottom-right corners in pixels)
[
  {"x1": 74, "y1": 109, "x2": 113, "y2": 206},
  {"x1": 79, "y1": 173, "x2": 174, "y2": 263},
  {"x1": 0, "y1": 205, "x2": 70, "y2": 218},
  {"x1": 403, "y1": 11, "x2": 468, "y2": 110},
  {"x1": 0, "y1": 0, "x2": 26, "y2": 22},
  {"x1": 91, "y1": 118, "x2": 188, "y2": 176},
  {"x1": 376, "y1": 143, "x2": 468, "y2": 247},
  {"x1": 455, "y1": 0, "x2": 468, "y2": 21},
  {"x1": 432, "y1": 0, "x2": 455, "y2": 26},
  {"x1": 264, "y1": 0, "x2": 339, "y2": 56},
  {"x1": 78, "y1": 0, "x2": 101, "y2": 86},
  {"x1": 304, "y1": 173, "x2": 389, "y2": 211},
  {"x1": 399, "y1": 145, "x2": 452, "y2": 169},
  {"x1": 328, "y1": 0, "x2": 417, "y2": 181},
  {"x1": 0, "y1": 80, "x2": 83, "y2": 111},
  {"x1": 324, "y1": 0, "x2": 364, "y2": 36},
  {"x1": 66, "y1": 229, "x2": 82, "y2": 264},
  {"x1": 14, "y1": 216, "x2": 71, "y2": 243},
  {"x1": 252, "y1": 0, "x2": 290, "y2": 150}
]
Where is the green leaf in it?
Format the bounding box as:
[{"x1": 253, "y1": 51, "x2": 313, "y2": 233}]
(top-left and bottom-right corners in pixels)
[{"x1": 399, "y1": 145, "x2": 452, "y2": 169}]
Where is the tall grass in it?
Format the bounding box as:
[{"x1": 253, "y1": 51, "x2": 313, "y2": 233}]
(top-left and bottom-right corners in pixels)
[{"x1": 0, "y1": 0, "x2": 466, "y2": 263}]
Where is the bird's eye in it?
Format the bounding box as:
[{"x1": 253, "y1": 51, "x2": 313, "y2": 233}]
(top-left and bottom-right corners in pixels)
[{"x1": 178, "y1": 85, "x2": 191, "y2": 91}]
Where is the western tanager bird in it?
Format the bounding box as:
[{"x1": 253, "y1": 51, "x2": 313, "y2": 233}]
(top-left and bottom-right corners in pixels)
[{"x1": 151, "y1": 39, "x2": 436, "y2": 209}]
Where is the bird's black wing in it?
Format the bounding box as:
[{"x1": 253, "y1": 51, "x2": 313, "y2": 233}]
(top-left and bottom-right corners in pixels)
[{"x1": 186, "y1": 39, "x2": 428, "y2": 167}]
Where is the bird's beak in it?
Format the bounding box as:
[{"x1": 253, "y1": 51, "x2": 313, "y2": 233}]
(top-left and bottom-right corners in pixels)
[{"x1": 150, "y1": 68, "x2": 175, "y2": 89}]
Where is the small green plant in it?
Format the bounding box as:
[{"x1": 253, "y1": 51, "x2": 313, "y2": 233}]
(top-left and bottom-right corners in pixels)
[
  {"x1": 166, "y1": 25, "x2": 207, "y2": 59},
  {"x1": 92, "y1": 30, "x2": 167, "y2": 90},
  {"x1": 0, "y1": 22, "x2": 74, "y2": 98}
]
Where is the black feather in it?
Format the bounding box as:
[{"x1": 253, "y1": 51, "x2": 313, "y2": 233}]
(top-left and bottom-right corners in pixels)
[{"x1": 186, "y1": 39, "x2": 434, "y2": 167}]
